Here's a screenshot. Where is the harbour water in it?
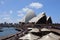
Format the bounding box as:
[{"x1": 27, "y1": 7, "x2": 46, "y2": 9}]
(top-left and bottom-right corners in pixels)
[{"x1": 0, "y1": 27, "x2": 19, "y2": 36}]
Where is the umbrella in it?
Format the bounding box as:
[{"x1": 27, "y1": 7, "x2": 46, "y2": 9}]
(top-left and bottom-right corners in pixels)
[
  {"x1": 28, "y1": 28, "x2": 39, "y2": 32},
  {"x1": 19, "y1": 33, "x2": 40, "y2": 40},
  {"x1": 38, "y1": 33, "x2": 60, "y2": 40},
  {"x1": 48, "y1": 33, "x2": 60, "y2": 40},
  {"x1": 38, "y1": 34, "x2": 58, "y2": 40},
  {"x1": 41, "y1": 28, "x2": 50, "y2": 31}
]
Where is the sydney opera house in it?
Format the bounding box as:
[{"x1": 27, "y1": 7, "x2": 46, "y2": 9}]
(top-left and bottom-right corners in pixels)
[
  {"x1": 20, "y1": 10, "x2": 52, "y2": 24},
  {"x1": 18, "y1": 10, "x2": 60, "y2": 40}
]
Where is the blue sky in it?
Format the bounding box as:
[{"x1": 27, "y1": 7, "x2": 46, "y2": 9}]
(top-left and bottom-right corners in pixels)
[{"x1": 0, "y1": 0, "x2": 60, "y2": 23}]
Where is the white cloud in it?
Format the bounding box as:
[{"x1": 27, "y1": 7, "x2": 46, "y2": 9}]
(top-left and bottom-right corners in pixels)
[
  {"x1": 22, "y1": 8, "x2": 31, "y2": 12},
  {"x1": 17, "y1": 8, "x2": 33, "y2": 13},
  {"x1": 17, "y1": 8, "x2": 33, "y2": 17},
  {"x1": 17, "y1": 2, "x2": 43, "y2": 17},
  {"x1": 17, "y1": 2, "x2": 42, "y2": 18},
  {"x1": 17, "y1": 11, "x2": 22, "y2": 13},
  {"x1": 0, "y1": 11, "x2": 10, "y2": 17},
  {"x1": 0, "y1": 10, "x2": 13, "y2": 17},
  {"x1": 2, "y1": 17, "x2": 13, "y2": 23},
  {"x1": 17, "y1": 10, "x2": 24, "y2": 17},
  {"x1": 3, "y1": 17, "x2": 10, "y2": 20},
  {"x1": 0, "y1": 11, "x2": 13, "y2": 23},
  {"x1": 17, "y1": 19, "x2": 21, "y2": 22},
  {"x1": 17, "y1": 13, "x2": 24, "y2": 17},
  {"x1": 29, "y1": 2, "x2": 43, "y2": 9}
]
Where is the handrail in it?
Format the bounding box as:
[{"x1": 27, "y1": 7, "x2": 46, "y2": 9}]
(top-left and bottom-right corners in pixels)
[{"x1": 1, "y1": 31, "x2": 23, "y2": 40}]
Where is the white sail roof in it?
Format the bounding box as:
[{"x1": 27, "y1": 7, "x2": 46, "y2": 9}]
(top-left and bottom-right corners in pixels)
[
  {"x1": 20, "y1": 10, "x2": 36, "y2": 23},
  {"x1": 28, "y1": 28, "x2": 39, "y2": 32},
  {"x1": 29, "y1": 12, "x2": 46, "y2": 23},
  {"x1": 29, "y1": 17, "x2": 38, "y2": 23},
  {"x1": 46, "y1": 16, "x2": 52, "y2": 23},
  {"x1": 19, "y1": 33, "x2": 40, "y2": 40},
  {"x1": 47, "y1": 16, "x2": 51, "y2": 20},
  {"x1": 37, "y1": 12, "x2": 45, "y2": 18}
]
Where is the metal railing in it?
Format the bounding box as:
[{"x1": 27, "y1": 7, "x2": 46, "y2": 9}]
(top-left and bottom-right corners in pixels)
[{"x1": 1, "y1": 31, "x2": 23, "y2": 40}]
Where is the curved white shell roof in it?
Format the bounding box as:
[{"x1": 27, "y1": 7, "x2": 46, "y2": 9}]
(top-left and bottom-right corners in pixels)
[
  {"x1": 47, "y1": 16, "x2": 51, "y2": 21},
  {"x1": 29, "y1": 12, "x2": 46, "y2": 23},
  {"x1": 20, "y1": 11, "x2": 52, "y2": 24},
  {"x1": 47, "y1": 16, "x2": 52, "y2": 23},
  {"x1": 20, "y1": 10, "x2": 36, "y2": 23}
]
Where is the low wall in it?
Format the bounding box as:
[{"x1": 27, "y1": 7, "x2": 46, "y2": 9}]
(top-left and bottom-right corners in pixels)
[{"x1": 1, "y1": 31, "x2": 23, "y2": 40}]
